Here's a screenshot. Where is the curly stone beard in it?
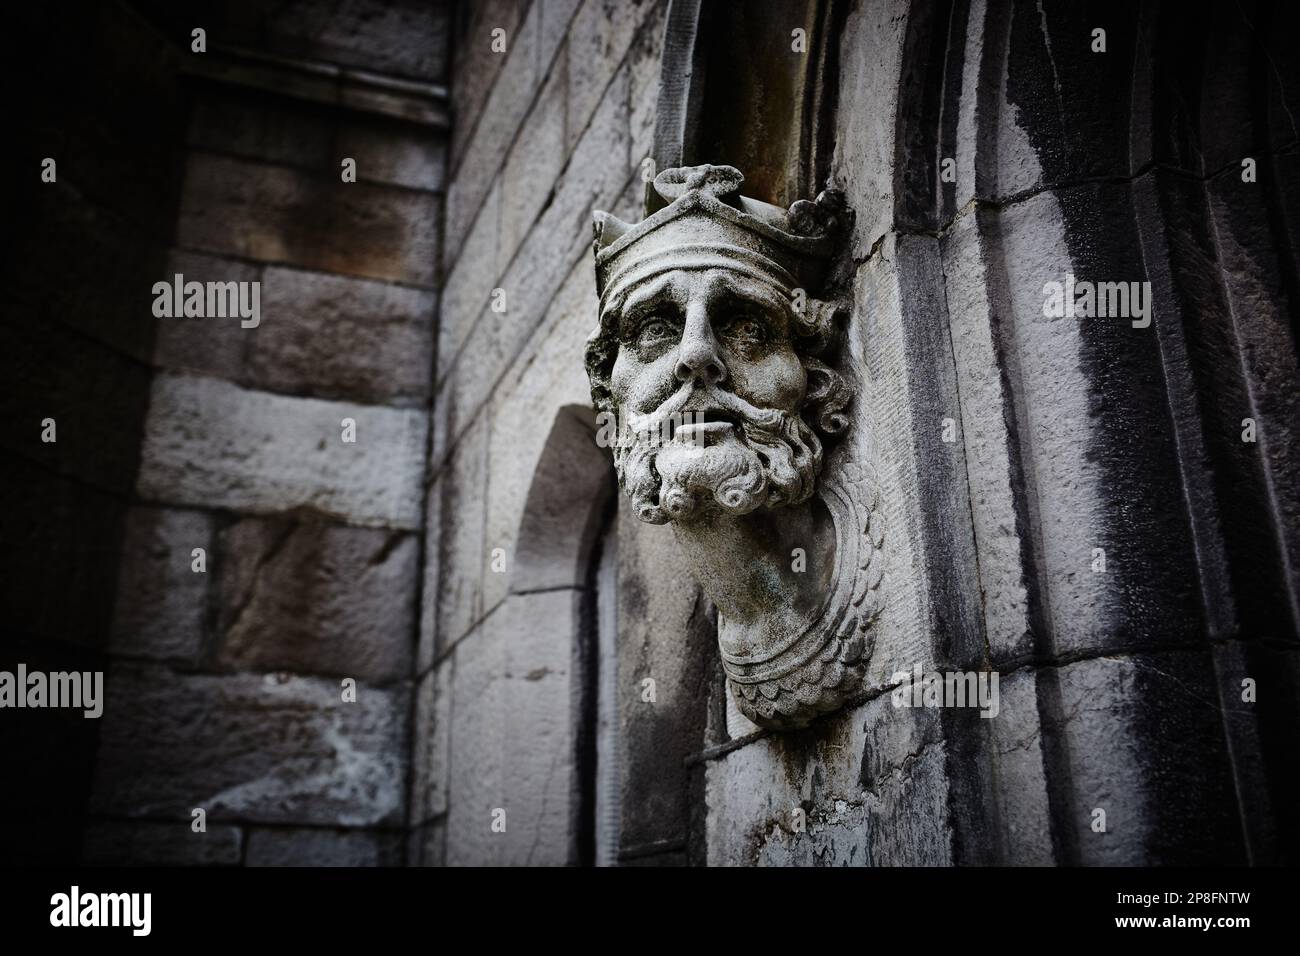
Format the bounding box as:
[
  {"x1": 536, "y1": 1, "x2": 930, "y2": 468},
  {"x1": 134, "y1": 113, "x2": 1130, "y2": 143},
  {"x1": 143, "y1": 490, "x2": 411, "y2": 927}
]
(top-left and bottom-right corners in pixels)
[{"x1": 613, "y1": 383, "x2": 824, "y2": 525}]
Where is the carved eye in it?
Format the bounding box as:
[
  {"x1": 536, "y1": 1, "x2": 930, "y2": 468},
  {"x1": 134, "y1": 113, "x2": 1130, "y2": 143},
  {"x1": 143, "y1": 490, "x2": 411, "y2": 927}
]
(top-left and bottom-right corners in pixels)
[
  {"x1": 721, "y1": 314, "x2": 766, "y2": 342},
  {"x1": 637, "y1": 316, "x2": 676, "y2": 344}
]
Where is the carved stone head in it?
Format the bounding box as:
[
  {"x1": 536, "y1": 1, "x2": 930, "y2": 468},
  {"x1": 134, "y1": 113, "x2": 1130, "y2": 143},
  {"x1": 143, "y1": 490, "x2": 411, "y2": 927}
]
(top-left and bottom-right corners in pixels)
[
  {"x1": 585, "y1": 165, "x2": 878, "y2": 732},
  {"x1": 586, "y1": 165, "x2": 851, "y2": 525}
]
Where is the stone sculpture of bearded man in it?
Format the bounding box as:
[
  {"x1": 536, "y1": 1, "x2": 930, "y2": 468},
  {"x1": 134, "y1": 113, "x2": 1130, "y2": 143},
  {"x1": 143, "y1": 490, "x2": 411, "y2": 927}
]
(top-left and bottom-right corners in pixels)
[{"x1": 585, "y1": 164, "x2": 883, "y2": 730}]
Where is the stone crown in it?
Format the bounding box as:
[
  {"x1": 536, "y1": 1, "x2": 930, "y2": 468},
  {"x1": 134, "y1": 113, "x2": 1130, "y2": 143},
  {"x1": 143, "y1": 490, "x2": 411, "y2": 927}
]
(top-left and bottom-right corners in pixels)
[{"x1": 592, "y1": 165, "x2": 844, "y2": 311}]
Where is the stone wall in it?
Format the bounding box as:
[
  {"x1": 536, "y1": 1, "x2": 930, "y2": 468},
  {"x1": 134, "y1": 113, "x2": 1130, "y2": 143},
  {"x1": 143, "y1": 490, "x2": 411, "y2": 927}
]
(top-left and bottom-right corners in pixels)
[
  {"x1": 691, "y1": 0, "x2": 1300, "y2": 866},
  {"x1": 6, "y1": 0, "x2": 1296, "y2": 868},
  {"x1": 413, "y1": 0, "x2": 672, "y2": 865},
  {"x1": 3, "y1": 0, "x2": 450, "y2": 865}
]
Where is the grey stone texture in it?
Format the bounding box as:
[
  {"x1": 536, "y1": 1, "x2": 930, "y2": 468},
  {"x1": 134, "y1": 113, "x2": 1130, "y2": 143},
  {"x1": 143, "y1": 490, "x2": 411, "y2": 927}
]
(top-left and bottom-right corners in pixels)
[
  {"x1": 45, "y1": 0, "x2": 450, "y2": 866},
  {"x1": 10, "y1": 0, "x2": 1298, "y2": 869},
  {"x1": 84, "y1": 821, "x2": 244, "y2": 867},
  {"x1": 176, "y1": 151, "x2": 440, "y2": 287},
  {"x1": 136, "y1": 372, "x2": 428, "y2": 530},
  {"x1": 111, "y1": 506, "x2": 213, "y2": 664},
  {"x1": 215, "y1": 513, "x2": 417, "y2": 683},
  {"x1": 91, "y1": 664, "x2": 409, "y2": 828}
]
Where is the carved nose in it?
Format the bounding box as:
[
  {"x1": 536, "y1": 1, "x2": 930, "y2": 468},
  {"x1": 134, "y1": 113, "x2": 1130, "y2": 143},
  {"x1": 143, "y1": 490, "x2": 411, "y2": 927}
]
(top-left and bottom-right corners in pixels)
[{"x1": 674, "y1": 308, "x2": 726, "y2": 386}]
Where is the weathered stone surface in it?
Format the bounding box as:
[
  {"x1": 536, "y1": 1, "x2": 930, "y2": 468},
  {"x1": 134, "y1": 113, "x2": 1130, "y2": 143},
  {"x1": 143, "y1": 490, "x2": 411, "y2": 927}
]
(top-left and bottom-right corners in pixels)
[
  {"x1": 565, "y1": 0, "x2": 653, "y2": 155},
  {"x1": 831, "y1": 0, "x2": 910, "y2": 254},
  {"x1": 189, "y1": 87, "x2": 446, "y2": 192},
  {"x1": 615, "y1": 506, "x2": 711, "y2": 857},
  {"x1": 215, "y1": 513, "x2": 416, "y2": 683},
  {"x1": 137, "y1": 373, "x2": 427, "y2": 530},
  {"x1": 245, "y1": 827, "x2": 403, "y2": 866},
  {"x1": 155, "y1": 252, "x2": 439, "y2": 405},
  {"x1": 112, "y1": 506, "x2": 213, "y2": 664},
  {"x1": 443, "y1": 620, "x2": 504, "y2": 866},
  {"x1": 90, "y1": 664, "x2": 408, "y2": 827},
  {"x1": 433, "y1": 420, "x2": 488, "y2": 649},
  {"x1": 177, "y1": 151, "x2": 439, "y2": 287},
  {"x1": 500, "y1": 55, "x2": 568, "y2": 264},
  {"x1": 407, "y1": 818, "x2": 446, "y2": 866},
  {"x1": 985, "y1": 668, "x2": 1055, "y2": 865},
  {"x1": 152, "y1": 250, "x2": 260, "y2": 383},
  {"x1": 252, "y1": 266, "x2": 435, "y2": 405},
  {"x1": 417, "y1": 486, "x2": 442, "y2": 673},
  {"x1": 705, "y1": 695, "x2": 952, "y2": 866},
  {"x1": 337, "y1": 121, "x2": 447, "y2": 193},
  {"x1": 449, "y1": 0, "x2": 532, "y2": 171},
  {"x1": 484, "y1": 259, "x2": 601, "y2": 608},
  {"x1": 884, "y1": 233, "x2": 988, "y2": 670},
  {"x1": 627, "y1": 0, "x2": 669, "y2": 169},
  {"x1": 83, "y1": 820, "x2": 242, "y2": 866},
  {"x1": 198, "y1": 0, "x2": 449, "y2": 83},
  {"x1": 994, "y1": 185, "x2": 1201, "y2": 652},
  {"x1": 408, "y1": 661, "x2": 451, "y2": 825},
  {"x1": 445, "y1": 590, "x2": 582, "y2": 865},
  {"x1": 937, "y1": 217, "x2": 1034, "y2": 660},
  {"x1": 441, "y1": 69, "x2": 634, "y2": 444},
  {"x1": 443, "y1": 4, "x2": 540, "y2": 253},
  {"x1": 437, "y1": 180, "x2": 501, "y2": 385},
  {"x1": 1045, "y1": 652, "x2": 1247, "y2": 865}
]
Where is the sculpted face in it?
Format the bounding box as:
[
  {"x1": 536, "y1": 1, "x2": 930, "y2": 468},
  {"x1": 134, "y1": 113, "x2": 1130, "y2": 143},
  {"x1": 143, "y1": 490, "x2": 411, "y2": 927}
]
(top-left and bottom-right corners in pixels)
[
  {"x1": 606, "y1": 267, "x2": 826, "y2": 524},
  {"x1": 588, "y1": 163, "x2": 851, "y2": 527}
]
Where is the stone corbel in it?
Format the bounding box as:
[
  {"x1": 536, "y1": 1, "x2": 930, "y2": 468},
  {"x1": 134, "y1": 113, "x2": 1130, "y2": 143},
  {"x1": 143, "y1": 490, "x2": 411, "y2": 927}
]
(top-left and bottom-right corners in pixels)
[{"x1": 586, "y1": 164, "x2": 883, "y2": 730}]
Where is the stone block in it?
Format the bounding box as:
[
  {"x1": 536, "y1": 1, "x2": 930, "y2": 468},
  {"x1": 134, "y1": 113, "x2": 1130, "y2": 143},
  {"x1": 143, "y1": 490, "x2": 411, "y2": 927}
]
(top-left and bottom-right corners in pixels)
[
  {"x1": 565, "y1": 0, "x2": 653, "y2": 155},
  {"x1": 90, "y1": 664, "x2": 408, "y2": 827},
  {"x1": 1046, "y1": 651, "x2": 1246, "y2": 865},
  {"x1": 112, "y1": 505, "x2": 213, "y2": 664},
  {"x1": 449, "y1": 0, "x2": 531, "y2": 169},
  {"x1": 210, "y1": 0, "x2": 448, "y2": 82},
  {"x1": 627, "y1": 0, "x2": 669, "y2": 170},
  {"x1": 443, "y1": 3, "x2": 539, "y2": 252},
  {"x1": 153, "y1": 250, "x2": 260, "y2": 383},
  {"x1": 136, "y1": 373, "x2": 427, "y2": 530},
  {"x1": 251, "y1": 266, "x2": 435, "y2": 405},
  {"x1": 499, "y1": 53, "x2": 568, "y2": 264},
  {"x1": 444, "y1": 590, "x2": 583, "y2": 865},
  {"x1": 484, "y1": 258, "x2": 601, "y2": 608},
  {"x1": 83, "y1": 820, "x2": 242, "y2": 866},
  {"x1": 438, "y1": 181, "x2": 501, "y2": 384},
  {"x1": 177, "y1": 151, "x2": 439, "y2": 287},
  {"x1": 442, "y1": 72, "x2": 633, "y2": 444},
  {"x1": 215, "y1": 513, "x2": 417, "y2": 683}
]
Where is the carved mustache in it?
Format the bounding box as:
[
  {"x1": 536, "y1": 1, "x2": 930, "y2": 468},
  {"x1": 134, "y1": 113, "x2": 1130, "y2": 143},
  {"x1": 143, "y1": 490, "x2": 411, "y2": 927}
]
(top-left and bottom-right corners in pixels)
[{"x1": 624, "y1": 382, "x2": 784, "y2": 441}]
